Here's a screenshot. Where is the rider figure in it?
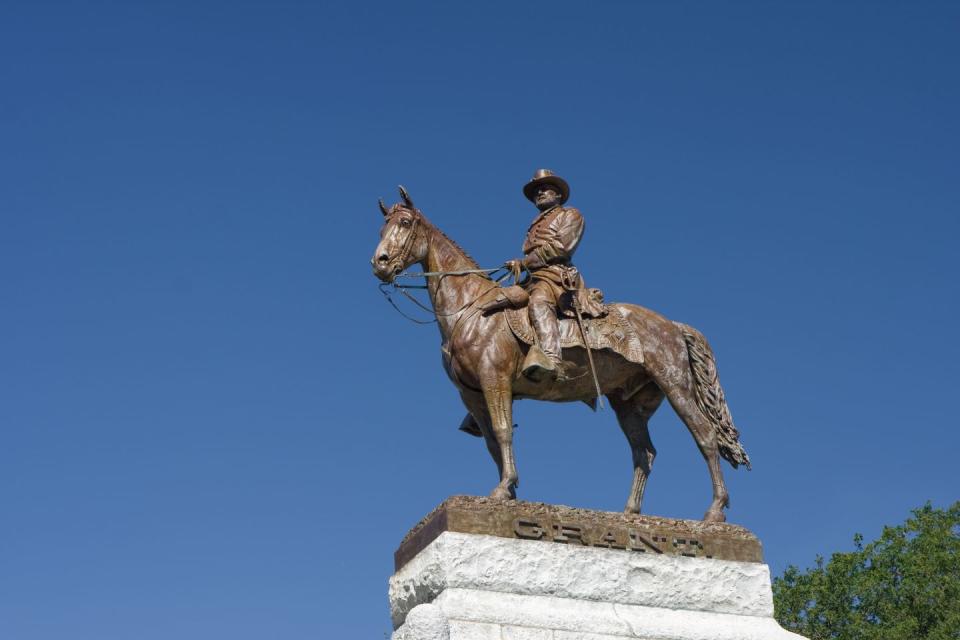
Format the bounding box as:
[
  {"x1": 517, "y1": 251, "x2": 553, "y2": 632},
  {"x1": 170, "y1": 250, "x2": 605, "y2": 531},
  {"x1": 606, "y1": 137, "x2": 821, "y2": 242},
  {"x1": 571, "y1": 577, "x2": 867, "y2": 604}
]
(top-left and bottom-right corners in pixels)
[{"x1": 505, "y1": 169, "x2": 589, "y2": 383}]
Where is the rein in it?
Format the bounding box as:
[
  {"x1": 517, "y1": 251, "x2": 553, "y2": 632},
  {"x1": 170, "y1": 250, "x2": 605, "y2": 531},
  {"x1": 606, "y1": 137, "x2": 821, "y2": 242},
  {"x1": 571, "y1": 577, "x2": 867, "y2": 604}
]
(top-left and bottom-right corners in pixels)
[
  {"x1": 398, "y1": 267, "x2": 507, "y2": 281},
  {"x1": 379, "y1": 267, "x2": 509, "y2": 325}
]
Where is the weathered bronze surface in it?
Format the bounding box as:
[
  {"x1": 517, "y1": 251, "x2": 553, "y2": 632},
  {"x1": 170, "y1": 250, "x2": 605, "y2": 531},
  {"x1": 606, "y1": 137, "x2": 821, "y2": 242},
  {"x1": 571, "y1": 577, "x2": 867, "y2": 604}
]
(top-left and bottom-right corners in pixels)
[
  {"x1": 395, "y1": 496, "x2": 764, "y2": 570},
  {"x1": 508, "y1": 170, "x2": 596, "y2": 382},
  {"x1": 371, "y1": 174, "x2": 750, "y2": 523}
]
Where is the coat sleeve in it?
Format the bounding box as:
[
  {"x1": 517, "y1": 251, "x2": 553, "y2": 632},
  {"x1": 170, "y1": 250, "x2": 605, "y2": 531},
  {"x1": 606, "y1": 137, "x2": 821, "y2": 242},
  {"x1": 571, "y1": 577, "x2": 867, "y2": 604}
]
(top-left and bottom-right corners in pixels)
[{"x1": 522, "y1": 207, "x2": 585, "y2": 269}]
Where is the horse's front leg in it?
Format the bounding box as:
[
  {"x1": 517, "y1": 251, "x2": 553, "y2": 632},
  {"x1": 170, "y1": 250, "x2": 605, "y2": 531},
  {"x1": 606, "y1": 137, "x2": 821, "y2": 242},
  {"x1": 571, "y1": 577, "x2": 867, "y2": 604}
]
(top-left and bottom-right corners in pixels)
[
  {"x1": 458, "y1": 389, "x2": 505, "y2": 490},
  {"x1": 482, "y1": 378, "x2": 517, "y2": 500}
]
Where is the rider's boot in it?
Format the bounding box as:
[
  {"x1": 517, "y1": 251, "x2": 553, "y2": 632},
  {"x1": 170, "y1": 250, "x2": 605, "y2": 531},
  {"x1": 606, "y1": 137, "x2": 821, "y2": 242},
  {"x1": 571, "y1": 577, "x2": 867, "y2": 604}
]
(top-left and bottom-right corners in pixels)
[{"x1": 523, "y1": 301, "x2": 587, "y2": 382}]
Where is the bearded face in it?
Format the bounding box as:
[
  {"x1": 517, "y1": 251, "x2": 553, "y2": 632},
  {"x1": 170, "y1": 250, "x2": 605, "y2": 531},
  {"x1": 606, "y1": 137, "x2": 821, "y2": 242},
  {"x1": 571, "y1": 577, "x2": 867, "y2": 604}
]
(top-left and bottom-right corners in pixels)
[{"x1": 534, "y1": 185, "x2": 562, "y2": 211}]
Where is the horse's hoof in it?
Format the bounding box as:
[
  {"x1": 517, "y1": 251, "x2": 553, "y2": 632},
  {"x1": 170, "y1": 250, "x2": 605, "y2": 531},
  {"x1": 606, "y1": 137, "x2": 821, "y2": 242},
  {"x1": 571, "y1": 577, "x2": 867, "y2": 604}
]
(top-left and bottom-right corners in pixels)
[{"x1": 490, "y1": 486, "x2": 514, "y2": 501}]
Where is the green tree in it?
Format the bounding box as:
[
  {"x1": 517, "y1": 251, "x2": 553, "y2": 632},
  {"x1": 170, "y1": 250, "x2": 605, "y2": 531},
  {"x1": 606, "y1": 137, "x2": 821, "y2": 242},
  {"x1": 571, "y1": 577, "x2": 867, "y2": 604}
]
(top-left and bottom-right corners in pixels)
[{"x1": 773, "y1": 502, "x2": 960, "y2": 639}]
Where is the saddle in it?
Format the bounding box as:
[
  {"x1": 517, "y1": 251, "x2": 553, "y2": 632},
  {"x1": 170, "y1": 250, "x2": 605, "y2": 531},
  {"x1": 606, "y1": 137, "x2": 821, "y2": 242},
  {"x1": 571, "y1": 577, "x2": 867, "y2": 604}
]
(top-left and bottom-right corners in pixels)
[
  {"x1": 503, "y1": 304, "x2": 645, "y2": 366},
  {"x1": 458, "y1": 286, "x2": 646, "y2": 438},
  {"x1": 479, "y1": 284, "x2": 645, "y2": 366}
]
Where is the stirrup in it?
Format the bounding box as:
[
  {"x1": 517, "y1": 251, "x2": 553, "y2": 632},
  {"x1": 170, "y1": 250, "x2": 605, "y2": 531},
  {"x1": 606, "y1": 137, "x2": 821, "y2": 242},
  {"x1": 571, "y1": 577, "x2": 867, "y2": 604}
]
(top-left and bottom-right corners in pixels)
[
  {"x1": 521, "y1": 347, "x2": 556, "y2": 382},
  {"x1": 554, "y1": 360, "x2": 588, "y2": 382},
  {"x1": 522, "y1": 348, "x2": 587, "y2": 383}
]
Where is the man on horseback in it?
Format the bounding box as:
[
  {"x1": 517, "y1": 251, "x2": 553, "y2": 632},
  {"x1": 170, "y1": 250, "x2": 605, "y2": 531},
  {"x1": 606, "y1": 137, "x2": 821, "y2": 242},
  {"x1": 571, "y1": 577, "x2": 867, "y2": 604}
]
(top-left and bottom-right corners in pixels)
[{"x1": 504, "y1": 169, "x2": 593, "y2": 383}]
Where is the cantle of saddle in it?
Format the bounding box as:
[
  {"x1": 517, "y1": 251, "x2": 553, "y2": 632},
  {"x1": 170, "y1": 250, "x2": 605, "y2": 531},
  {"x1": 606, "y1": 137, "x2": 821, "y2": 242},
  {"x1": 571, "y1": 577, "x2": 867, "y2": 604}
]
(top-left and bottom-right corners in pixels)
[{"x1": 561, "y1": 287, "x2": 607, "y2": 319}]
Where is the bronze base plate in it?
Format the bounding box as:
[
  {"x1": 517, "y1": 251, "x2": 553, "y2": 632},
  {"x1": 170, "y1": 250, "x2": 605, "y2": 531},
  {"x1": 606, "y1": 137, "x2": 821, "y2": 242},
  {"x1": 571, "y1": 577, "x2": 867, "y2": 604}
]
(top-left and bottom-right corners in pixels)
[{"x1": 395, "y1": 495, "x2": 764, "y2": 570}]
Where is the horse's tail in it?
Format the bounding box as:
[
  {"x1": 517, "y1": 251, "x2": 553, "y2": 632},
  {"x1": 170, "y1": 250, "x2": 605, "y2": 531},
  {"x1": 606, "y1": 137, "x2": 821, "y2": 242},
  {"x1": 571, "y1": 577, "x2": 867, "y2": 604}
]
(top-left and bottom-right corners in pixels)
[{"x1": 675, "y1": 322, "x2": 752, "y2": 470}]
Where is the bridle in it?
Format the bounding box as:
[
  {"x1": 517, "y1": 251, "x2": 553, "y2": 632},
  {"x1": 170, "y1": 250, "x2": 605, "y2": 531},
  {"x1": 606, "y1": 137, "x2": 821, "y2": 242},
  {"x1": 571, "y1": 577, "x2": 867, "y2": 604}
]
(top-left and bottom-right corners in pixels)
[
  {"x1": 391, "y1": 208, "x2": 422, "y2": 272},
  {"x1": 377, "y1": 208, "x2": 511, "y2": 324}
]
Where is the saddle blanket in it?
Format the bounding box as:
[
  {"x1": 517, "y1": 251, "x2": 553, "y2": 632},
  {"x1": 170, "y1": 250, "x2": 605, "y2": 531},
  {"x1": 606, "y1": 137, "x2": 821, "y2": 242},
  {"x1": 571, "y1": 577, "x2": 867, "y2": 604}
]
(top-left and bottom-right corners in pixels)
[{"x1": 505, "y1": 304, "x2": 645, "y2": 365}]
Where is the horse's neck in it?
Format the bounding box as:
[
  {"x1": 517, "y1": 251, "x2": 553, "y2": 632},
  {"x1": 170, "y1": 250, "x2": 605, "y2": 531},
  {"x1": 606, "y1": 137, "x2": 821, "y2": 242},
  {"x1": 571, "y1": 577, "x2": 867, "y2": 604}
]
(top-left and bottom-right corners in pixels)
[{"x1": 423, "y1": 226, "x2": 490, "y2": 340}]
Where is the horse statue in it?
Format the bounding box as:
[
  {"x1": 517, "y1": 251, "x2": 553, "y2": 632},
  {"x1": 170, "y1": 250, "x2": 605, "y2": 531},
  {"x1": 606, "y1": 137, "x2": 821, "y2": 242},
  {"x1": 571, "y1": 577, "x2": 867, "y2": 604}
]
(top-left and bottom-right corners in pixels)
[{"x1": 371, "y1": 187, "x2": 750, "y2": 522}]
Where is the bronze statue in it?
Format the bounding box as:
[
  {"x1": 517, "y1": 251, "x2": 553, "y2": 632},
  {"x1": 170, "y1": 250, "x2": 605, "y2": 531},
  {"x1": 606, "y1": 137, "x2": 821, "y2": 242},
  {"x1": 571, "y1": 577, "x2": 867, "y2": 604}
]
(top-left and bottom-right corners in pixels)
[
  {"x1": 505, "y1": 169, "x2": 591, "y2": 383},
  {"x1": 371, "y1": 177, "x2": 750, "y2": 523}
]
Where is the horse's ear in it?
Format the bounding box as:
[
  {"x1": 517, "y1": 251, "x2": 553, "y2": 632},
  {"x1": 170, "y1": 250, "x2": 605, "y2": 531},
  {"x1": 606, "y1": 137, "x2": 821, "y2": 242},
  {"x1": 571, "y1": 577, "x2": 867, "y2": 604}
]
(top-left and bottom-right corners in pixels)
[
  {"x1": 398, "y1": 185, "x2": 415, "y2": 209},
  {"x1": 378, "y1": 198, "x2": 389, "y2": 217}
]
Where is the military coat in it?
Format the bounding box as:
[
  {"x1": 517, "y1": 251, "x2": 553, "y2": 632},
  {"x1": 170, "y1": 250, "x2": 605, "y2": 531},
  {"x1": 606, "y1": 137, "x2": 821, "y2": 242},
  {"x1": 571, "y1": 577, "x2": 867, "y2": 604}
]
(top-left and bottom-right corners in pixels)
[{"x1": 520, "y1": 204, "x2": 584, "y2": 297}]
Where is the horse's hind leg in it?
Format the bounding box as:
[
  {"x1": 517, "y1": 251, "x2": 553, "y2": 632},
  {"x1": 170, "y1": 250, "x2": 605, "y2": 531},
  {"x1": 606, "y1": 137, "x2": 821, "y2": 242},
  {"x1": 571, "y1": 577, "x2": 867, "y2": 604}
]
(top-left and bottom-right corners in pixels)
[
  {"x1": 657, "y1": 375, "x2": 730, "y2": 522},
  {"x1": 609, "y1": 383, "x2": 664, "y2": 515}
]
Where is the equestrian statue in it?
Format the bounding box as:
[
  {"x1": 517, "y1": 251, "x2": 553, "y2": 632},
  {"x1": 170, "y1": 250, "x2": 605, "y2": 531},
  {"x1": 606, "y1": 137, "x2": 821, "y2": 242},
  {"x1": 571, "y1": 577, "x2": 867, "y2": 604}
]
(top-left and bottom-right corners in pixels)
[{"x1": 370, "y1": 171, "x2": 750, "y2": 522}]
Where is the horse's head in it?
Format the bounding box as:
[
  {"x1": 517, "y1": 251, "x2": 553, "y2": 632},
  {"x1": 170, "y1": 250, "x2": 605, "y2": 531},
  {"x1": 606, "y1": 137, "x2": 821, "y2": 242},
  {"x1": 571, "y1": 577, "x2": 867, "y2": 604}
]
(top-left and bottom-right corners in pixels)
[{"x1": 371, "y1": 186, "x2": 429, "y2": 283}]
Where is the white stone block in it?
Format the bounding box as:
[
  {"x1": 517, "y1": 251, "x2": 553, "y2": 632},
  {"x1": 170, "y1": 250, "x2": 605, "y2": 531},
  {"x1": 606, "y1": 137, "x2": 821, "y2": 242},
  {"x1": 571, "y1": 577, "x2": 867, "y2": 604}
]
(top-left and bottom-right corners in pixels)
[
  {"x1": 389, "y1": 531, "x2": 806, "y2": 640},
  {"x1": 391, "y1": 532, "x2": 775, "y2": 626},
  {"x1": 502, "y1": 626, "x2": 556, "y2": 640},
  {"x1": 446, "y1": 621, "x2": 503, "y2": 640},
  {"x1": 391, "y1": 603, "x2": 449, "y2": 640}
]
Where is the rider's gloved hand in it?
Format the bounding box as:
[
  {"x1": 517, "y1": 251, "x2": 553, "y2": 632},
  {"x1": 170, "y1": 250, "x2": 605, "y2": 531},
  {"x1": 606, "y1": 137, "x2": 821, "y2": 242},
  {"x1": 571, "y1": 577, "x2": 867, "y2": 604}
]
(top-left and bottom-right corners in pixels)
[{"x1": 504, "y1": 259, "x2": 523, "y2": 282}]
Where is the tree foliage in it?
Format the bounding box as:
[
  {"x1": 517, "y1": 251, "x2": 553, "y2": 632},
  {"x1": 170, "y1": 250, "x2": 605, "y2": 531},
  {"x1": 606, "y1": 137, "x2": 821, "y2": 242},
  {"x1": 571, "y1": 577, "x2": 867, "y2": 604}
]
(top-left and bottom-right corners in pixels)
[{"x1": 773, "y1": 502, "x2": 960, "y2": 639}]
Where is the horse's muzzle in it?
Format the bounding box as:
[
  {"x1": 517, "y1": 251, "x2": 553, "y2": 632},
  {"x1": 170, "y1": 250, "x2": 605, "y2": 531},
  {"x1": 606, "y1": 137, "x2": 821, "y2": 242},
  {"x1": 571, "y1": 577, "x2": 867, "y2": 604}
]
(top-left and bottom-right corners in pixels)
[{"x1": 371, "y1": 258, "x2": 401, "y2": 283}]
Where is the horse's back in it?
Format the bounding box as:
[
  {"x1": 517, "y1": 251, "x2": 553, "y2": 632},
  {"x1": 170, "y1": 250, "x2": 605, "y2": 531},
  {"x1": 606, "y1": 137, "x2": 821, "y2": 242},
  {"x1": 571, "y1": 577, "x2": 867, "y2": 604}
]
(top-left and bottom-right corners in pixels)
[
  {"x1": 611, "y1": 302, "x2": 677, "y2": 333},
  {"x1": 610, "y1": 302, "x2": 688, "y2": 362}
]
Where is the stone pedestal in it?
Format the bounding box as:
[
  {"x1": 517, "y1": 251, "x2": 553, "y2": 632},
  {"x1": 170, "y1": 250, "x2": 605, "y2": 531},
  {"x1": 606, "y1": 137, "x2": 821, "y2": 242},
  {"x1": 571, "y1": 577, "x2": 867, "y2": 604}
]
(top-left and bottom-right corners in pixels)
[{"x1": 389, "y1": 496, "x2": 805, "y2": 640}]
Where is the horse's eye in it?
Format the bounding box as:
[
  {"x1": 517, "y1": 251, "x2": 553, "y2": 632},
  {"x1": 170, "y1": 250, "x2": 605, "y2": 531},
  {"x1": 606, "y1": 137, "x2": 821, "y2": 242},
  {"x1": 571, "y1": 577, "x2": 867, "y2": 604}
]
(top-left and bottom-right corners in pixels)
[{"x1": 400, "y1": 219, "x2": 411, "y2": 227}]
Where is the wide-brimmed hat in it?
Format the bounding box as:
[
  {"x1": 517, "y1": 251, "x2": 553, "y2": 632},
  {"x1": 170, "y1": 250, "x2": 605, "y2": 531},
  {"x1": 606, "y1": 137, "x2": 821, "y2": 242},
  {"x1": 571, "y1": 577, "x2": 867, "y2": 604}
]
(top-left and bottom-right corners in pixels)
[{"x1": 522, "y1": 169, "x2": 570, "y2": 204}]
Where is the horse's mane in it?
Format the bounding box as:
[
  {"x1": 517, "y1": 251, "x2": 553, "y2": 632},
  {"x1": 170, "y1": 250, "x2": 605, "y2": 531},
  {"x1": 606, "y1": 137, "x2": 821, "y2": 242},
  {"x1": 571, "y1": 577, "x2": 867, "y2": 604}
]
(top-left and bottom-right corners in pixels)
[
  {"x1": 390, "y1": 203, "x2": 486, "y2": 277},
  {"x1": 431, "y1": 225, "x2": 481, "y2": 270}
]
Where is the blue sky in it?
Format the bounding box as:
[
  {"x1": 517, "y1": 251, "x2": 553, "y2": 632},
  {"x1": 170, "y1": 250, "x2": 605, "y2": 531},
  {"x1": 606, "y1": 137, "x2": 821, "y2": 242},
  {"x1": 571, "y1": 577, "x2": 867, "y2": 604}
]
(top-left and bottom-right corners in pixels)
[{"x1": 2, "y1": 2, "x2": 958, "y2": 638}]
